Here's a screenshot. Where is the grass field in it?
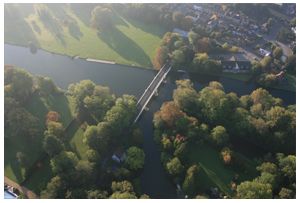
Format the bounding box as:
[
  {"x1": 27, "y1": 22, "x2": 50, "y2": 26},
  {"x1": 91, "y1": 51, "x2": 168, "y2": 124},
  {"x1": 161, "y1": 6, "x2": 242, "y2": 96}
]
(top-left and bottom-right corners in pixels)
[
  {"x1": 4, "y1": 4, "x2": 167, "y2": 68},
  {"x1": 188, "y1": 144, "x2": 257, "y2": 196},
  {"x1": 4, "y1": 92, "x2": 75, "y2": 184},
  {"x1": 273, "y1": 73, "x2": 296, "y2": 92},
  {"x1": 221, "y1": 72, "x2": 252, "y2": 82}
]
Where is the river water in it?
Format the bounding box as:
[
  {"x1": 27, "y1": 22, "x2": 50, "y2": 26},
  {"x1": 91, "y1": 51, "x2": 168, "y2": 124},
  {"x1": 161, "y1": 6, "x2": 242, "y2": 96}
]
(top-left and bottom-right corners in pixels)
[{"x1": 4, "y1": 44, "x2": 295, "y2": 198}]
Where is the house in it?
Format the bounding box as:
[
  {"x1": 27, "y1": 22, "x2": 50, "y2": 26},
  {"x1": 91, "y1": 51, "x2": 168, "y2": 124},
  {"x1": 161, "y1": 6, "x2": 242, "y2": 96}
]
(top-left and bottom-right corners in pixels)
[
  {"x1": 221, "y1": 56, "x2": 251, "y2": 73},
  {"x1": 173, "y1": 28, "x2": 189, "y2": 38},
  {"x1": 259, "y1": 48, "x2": 271, "y2": 57}
]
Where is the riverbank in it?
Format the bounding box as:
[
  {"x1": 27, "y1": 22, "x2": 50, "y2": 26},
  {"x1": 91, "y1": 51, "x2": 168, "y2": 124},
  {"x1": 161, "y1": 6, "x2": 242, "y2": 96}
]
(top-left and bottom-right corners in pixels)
[{"x1": 4, "y1": 4, "x2": 166, "y2": 68}]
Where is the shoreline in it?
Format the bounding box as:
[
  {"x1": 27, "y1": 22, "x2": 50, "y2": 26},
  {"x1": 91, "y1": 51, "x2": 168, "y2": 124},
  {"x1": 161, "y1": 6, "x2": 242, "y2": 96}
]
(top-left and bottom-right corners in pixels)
[{"x1": 4, "y1": 43, "x2": 295, "y2": 93}]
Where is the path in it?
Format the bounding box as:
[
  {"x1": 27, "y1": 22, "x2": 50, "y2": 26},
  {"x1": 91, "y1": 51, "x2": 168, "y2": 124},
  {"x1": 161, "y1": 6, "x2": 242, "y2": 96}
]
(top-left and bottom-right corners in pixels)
[{"x1": 4, "y1": 176, "x2": 38, "y2": 199}]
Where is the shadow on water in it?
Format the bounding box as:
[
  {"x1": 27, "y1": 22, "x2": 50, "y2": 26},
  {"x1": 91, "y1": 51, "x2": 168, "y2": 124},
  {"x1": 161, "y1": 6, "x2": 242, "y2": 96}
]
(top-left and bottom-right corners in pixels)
[{"x1": 97, "y1": 26, "x2": 152, "y2": 66}]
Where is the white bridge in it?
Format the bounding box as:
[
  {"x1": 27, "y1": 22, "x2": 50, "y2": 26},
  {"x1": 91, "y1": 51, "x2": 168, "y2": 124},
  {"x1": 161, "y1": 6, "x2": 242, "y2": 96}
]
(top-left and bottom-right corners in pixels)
[{"x1": 134, "y1": 64, "x2": 172, "y2": 123}]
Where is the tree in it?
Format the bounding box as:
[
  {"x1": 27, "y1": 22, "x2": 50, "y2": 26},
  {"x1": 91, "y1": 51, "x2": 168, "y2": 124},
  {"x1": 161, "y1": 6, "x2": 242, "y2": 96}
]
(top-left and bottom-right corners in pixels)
[
  {"x1": 153, "y1": 101, "x2": 185, "y2": 128},
  {"x1": 171, "y1": 49, "x2": 185, "y2": 69},
  {"x1": 90, "y1": 6, "x2": 113, "y2": 30},
  {"x1": 50, "y1": 151, "x2": 78, "y2": 175},
  {"x1": 220, "y1": 147, "x2": 233, "y2": 165},
  {"x1": 272, "y1": 47, "x2": 283, "y2": 59},
  {"x1": 278, "y1": 154, "x2": 296, "y2": 181},
  {"x1": 75, "y1": 160, "x2": 96, "y2": 187},
  {"x1": 87, "y1": 190, "x2": 108, "y2": 199},
  {"x1": 172, "y1": 12, "x2": 184, "y2": 28},
  {"x1": 125, "y1": 146, "x2": 145, "y2": 170},
  {"x1": 16, "y1": 152, "x2": 29, "y2": 168},
  {"x1": 260, "y1": 56, "x2": 272, "y2": 70},
  {"x1": 153, "y1": 46, "x2": 169, "y2": 70},
  {"x1": 67, "y1": 80, "x2": 96, "y2": 113},
  {"x1": 86, "y1": 149, "x2": 101, "y2": 164},
  {"x1": 46, "y1": 111, "x2": 60, "y2": 124},
  {"x1": 45, "y1": 121, "x2": 64, "y2": 139},
  {"x1": 210, "y1": 126, "x2": 229, "y2": 147},
  {"x1": 182, "y1": 165, "x2": 199, "y2": 196},
  {"x1": 257, "y1": 162, "x2": 278, "y2": 174},
  {"x1": 166, "y1": 157, "x2": 184, "y2": 176},
  {"x1": 37, "y1": 76, "x2": 58, "y2": 95},
  {"x1": 40, "y1": 176, "x2": 66, "y2": 199},
  {"x1": 285, "y1": 54, "x2": 295, "y2": 75},
  {"x1": 236, "y1": 181, "x2": 272, "y2": 199},
  {"x1": 278, "y1": 187, "x2": 294, "y2": 199},
  {"x1": 173, "y1": 80, "x2": 198, "y2": 114},
  {"x1": 83, "y1": 123, "x2": 110, "y2": 154},
  {"x1": 188, "y1": 31, "x2": 200, "y2": 50},
  {"x1": 5, "y1": 68, "x2": 34, "y2": 103},
  {"x1": 43, "y1": 135, "x2": 64, "y2": 157},
  {"x1": 6, "y1": 107, "x2": 40, "y2": 138},
  {"x1": 110, "y1": 180, "x2": 137, "y2": 199},
  {"x1": 83, "y1": 85, "x2": 115, "y2": 121}
]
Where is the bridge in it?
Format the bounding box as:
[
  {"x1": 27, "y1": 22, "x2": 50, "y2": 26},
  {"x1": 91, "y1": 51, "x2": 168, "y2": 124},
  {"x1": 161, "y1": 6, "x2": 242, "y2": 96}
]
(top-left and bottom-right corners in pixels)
[{"x1": 134, "y1": 64, "x2": 172, "y2": 123}]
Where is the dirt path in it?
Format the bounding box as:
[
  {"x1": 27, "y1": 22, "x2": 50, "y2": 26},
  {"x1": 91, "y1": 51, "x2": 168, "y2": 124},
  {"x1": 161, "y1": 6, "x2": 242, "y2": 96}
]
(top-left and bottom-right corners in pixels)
[{"x1": 4, "y1": 176, "x2": 39, "y2": 199}]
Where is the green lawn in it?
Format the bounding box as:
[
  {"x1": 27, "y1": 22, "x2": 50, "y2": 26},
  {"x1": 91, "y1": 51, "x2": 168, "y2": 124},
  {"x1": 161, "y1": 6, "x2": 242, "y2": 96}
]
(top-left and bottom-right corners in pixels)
[
  {"x1": 4, "y1": 92, "x2": 75, "y2": 185},
  {"x1": 69, "y1": 121, "x2": 89, "y2": 160},
  {"x1": 188, "y1": 144, "x2": 257, "y2": 196},
  {"x1": 221, "y1": 72, "x2": 252, "y2": 82},
  {"x1": 272, "y1": 73, "x2": 296, "y2": 92},
  {"x1": 5, "y1": 4, "x2": 167, "y2": 68}
]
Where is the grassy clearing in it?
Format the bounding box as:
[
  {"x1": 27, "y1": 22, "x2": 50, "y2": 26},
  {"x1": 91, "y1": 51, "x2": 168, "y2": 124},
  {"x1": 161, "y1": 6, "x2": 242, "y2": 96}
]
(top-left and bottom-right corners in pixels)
[
  {"x1": 5, "y1": 4, "x2": 166, "y2": 68},
  {"x1": 221, "y1": 72, "x2": 251, "y2": 82},
  {"x1": 69, "y1": 121, "x2": 89, "y2": 160},
  {"x1": 272, "y1": 73, "x2": 296, "y2": 92},
  {"x1": 188, "y1": 144, "x2": 257, "y2": 196}
]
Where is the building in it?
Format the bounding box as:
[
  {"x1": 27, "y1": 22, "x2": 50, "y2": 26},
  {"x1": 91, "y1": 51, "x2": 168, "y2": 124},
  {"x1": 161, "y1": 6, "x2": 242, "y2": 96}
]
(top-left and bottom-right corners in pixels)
[
  {"x1": 259, "y1": 48, "x2": 271, "y2": 57},
  {"x1": 221, "y1": 56, "x2": 251, "y2": 73},
  {"x1": 173, "y1": 28, "x2": 189, "y2": 38}
]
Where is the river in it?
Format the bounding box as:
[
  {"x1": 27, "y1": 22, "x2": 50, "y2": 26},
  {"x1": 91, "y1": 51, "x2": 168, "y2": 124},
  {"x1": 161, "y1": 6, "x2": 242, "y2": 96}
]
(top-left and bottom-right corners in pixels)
[{"x1": 4, "y1": 44, "x2": 295, "y2": 198}]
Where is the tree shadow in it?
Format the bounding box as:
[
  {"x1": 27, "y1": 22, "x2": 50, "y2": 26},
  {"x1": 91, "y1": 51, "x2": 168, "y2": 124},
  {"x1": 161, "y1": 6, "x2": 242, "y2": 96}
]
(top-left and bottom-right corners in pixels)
[
  {"x1": 4, "y1": 5, "x2": 40, "y2": 47},
  {"x1": 98, "y1": 26, "x2": 152, "y2": 66},
  {"x1": 70, "y1": 3, "x2": 98, "y2": 26},
  {"x1": 68, "y1": 22, "x2": 83, "y2": 40}
]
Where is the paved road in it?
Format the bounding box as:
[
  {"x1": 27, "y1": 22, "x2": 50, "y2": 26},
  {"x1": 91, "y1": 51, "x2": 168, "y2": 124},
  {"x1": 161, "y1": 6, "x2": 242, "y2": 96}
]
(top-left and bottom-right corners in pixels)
[{"x1": 4, "y1": 176, "x2": 38, "y2": 199}]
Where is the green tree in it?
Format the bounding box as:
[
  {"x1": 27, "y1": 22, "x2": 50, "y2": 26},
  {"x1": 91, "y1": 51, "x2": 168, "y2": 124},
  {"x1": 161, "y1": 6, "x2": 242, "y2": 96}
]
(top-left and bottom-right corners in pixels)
[
  {"x1": 50, "y1": 151, "x2": 78, "y2": 175},
  {"x1": 75, "y1": 160, "x2": 96, "y2": 187},
  {"x1": 90, "y1": 6, "x2": 113, "y2": 30},
  {"x1": 166, "y1": 157, "x2": 184, "y2": 176},
  {"x1": 40, "y1": 176, "x2": 66, "y2": 199},
  {"x1": 43, "y1": 135, "x2": 64, "y2": 157},
  {"x1": 182, "y1": 165, "x2": 199, "y2": 196},
  {"x1": 83, "y1": 85, "x2": 115, "y2": 121},
  {"x1": 45, "y1": 121, "x2": 64, "y2": 139},
  {"x1": 171, "y1": 49, "x2": 185, "y2": 69},
  {"x1": 210, "y1": 126, "x2": 229, "y2": 147},
  {"x1": 236, "y1": 181, "x2": 272, "y2": 199},
  {"x1": 110, "y1": 180, "x2": 137, "y2": 199},
  {"x1": 173, "y1": 80, "x2": 198, "y2": 114},
  {"x1": 272, "y1": 47, "x2": 283, "y2": 59},
  {"x1": 87, "y1": 190, "x2": 108, "y2": 199},
  {"x1": 16, "y1": 152, "x2": 29, "y2": 168},
  {"x1": 278, "y1": 187, "x2": 294, "y2": 199},
  {"x1": 125, "y1": 146, "x2": 145, "y2": 170}
]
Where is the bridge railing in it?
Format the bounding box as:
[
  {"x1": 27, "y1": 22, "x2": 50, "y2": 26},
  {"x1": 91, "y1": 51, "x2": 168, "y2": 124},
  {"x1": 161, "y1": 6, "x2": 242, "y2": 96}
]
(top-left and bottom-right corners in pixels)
[
  {"x1": 136, "y1": 64, "x2": 167, "y2": 106},
  {"x1": 134, "y1": 65, "x2": 172, "y2": 123}
]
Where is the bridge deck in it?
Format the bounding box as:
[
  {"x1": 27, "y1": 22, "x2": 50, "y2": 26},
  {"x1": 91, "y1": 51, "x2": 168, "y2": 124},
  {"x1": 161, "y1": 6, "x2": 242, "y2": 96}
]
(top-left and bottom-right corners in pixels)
[{"x1": 134, "y1": 64, "x2": 171, "y2": 123}]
